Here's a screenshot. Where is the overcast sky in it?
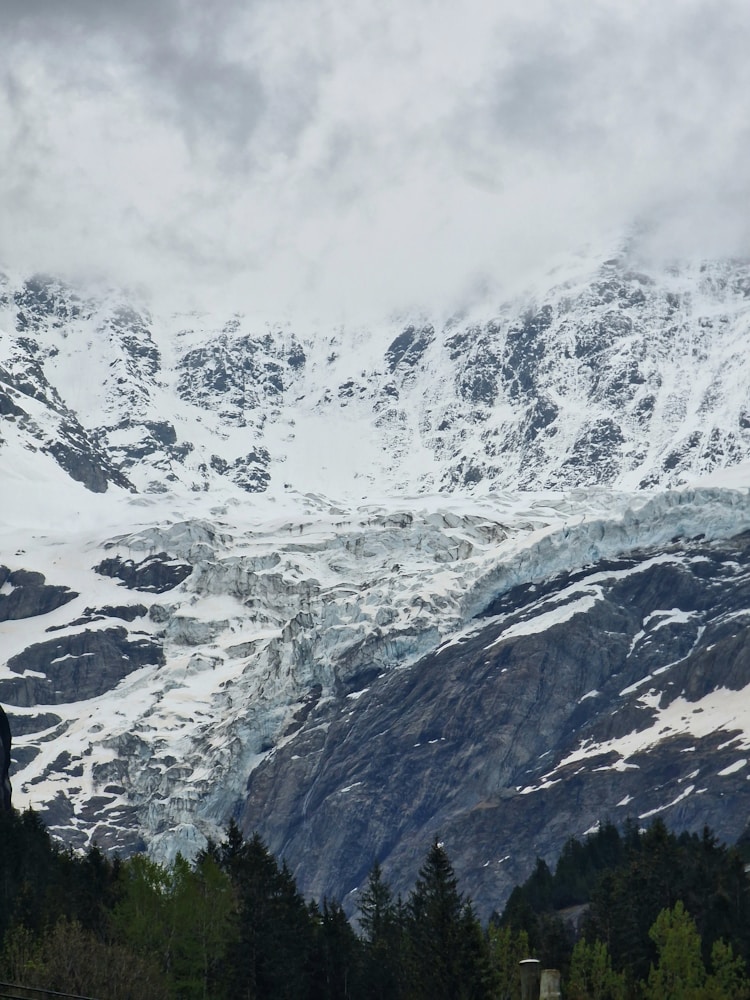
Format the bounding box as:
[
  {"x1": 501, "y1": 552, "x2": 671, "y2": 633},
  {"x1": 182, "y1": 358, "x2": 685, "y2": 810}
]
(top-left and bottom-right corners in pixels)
[{"x1": 2, "y1": 0, "x2": 749, "y2": 321}]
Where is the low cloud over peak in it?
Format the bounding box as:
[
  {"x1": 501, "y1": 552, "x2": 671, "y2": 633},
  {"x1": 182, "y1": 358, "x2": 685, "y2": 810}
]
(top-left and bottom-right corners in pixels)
[{"x1": 2, "y1": 0, "x2": 750, "y2": 321}]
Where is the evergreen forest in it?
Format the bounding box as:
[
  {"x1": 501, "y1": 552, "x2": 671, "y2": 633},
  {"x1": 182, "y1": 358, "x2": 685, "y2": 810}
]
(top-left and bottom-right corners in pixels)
[{"x1": 1, "y1": 808, "x2": 749, "y2": 999}]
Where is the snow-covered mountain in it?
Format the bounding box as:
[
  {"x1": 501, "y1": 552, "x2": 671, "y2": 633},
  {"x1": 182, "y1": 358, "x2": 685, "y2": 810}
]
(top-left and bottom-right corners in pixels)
[
  {"x1": 2, "y1": 249, "x2": 750, "y2": 915},
  {"x1": 3, "y1": 251, "x2": 750, "y2": 499}
]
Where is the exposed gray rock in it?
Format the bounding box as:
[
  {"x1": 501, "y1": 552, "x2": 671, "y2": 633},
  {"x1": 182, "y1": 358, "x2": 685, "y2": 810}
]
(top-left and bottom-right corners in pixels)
[
  {"x1": 4, "y1": 712, "x2": 62, "y2": 736},
  {"x1": 0, "y1": 566, "x2": 77, "y2": 621},
  {"x1": 95, "y1": 553, "x2": 193, "y2": 593},
  {"x1": 0, "y1": 704, "x2": 11, "y2": 811},
  {"x1": 45, "y1": 604, "x2": 148, "y2": 631},
  {"x1": 176, "y1": 329, "x2": 304, "y2": 419},
  {"x1": 385, "y1": 324, "x2": 434, "y2": 373},
  {"x1": 241, "y1": 530, "x2": 750, "y2": 918},
  {"x1": 45, "y1": 427, "x2": 133, "y2": 493},
  {"x1": 0, "y1": 628, "x2": 164, "y2": 705},
  {"x1": 13, "y1": 274, "x2": 84, "y2": 331},
  {"x1": 0, "y1": 388, "x2": 24, "y2": 417}
]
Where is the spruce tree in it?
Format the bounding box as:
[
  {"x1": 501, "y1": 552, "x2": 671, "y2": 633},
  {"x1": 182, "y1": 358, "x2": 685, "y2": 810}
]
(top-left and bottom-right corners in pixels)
[
  {"x1": 307, "y1": 898, "x2": 362, "y2": 999},
  {"x1": 405, "y1": 840, "x2": 492, "y2": 1000},
  {"x1": 358, "y1": 862, "x2": 404, "y2": 999},
  {"x1": 644, "y1": 900, "x2": 706, "y2": 1000},
  {"x1": 566, "y1": 939, "x2": 626, "y2": 1000},
  {"x1": 705, "y1": 938, "x2": 750, "y2": 1000},
  {"x1": 218, "y1": 825, "x2": 315, "y2": 999}
]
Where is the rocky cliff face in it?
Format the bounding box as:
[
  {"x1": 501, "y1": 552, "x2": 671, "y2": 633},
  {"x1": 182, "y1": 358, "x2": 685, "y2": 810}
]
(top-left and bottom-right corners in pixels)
[
  {"x1": 2, "y1": 250, "x2": 750, "y2": 914},
  {"x1": 0, "y1": 705, "x2": 10, "y2": 811}
]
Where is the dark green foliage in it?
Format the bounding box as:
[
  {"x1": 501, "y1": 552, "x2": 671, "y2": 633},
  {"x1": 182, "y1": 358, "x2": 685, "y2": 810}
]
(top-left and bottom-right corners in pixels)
[
  {"x1": 583, "y1": 821, "x2": 750, "y2": 981},
  {"x1": 0, "y1": 808, "x2": 119, "y2": 941},
  {"x1": 218, "y1": 822, "x2": 315, "y2": 999},
  {"x1": 404, "y1": 840, "x2": 494, "y2": 1000},
  {"x1": 503, "y1": 821, "x2": 627, "y2": 922},
  {"x1": 500, "y1": 818, "x2": 750, "y2": 994},
  {"x1": 500, "y1": 858, "x2": 573, "y2": 970},
  {"x1": 3, "y1": 806, "x2": 748, "y2": 1000},
  {"x1": 358, "y1": 862, "x2": 405, "y2": 999},
  {"x1": 307, "y1": 898, "x2": 363, "y2": 999},
  {"x1": 553, "y1": 821, "x2": 625, "y2": 908}
]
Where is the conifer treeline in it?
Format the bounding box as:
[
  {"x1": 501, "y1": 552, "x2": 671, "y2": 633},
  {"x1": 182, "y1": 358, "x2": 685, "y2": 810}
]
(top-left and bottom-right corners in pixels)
[
  {"x1": 502, "y1": 820, "x2": 750, "y2": 968},
  {"x1": 1, "y1": 809, "x2": 749, "y2": 998}
]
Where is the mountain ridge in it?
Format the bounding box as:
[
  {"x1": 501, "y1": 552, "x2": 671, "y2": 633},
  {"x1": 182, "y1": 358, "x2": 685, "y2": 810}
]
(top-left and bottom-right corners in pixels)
[{"x1": 3, "y1": 251, "x2": 750, "y2": 500}]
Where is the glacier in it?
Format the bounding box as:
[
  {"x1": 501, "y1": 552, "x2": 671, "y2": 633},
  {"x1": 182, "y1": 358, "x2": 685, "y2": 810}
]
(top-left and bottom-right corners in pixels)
[{"x1": 2, "y1": 249, "x2": 750, "y2": 912}]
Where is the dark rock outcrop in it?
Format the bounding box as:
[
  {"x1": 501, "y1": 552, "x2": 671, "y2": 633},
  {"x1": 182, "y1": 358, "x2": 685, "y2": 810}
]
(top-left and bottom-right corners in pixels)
[
  {"x1": 44, "y1": 428, "x2": 133, "y2": 494},
  {"x1": 176, "y1": 330, "x2": 304, "y2": 420},
  {"x1": 0, "y1": 566, "x2": 77, "y2": 622},
  {"x1": 385, "y1": 324, "x2": 434, "y2": 373},
  {"x1": 0, "y1": 628, "x2": 164, "y2": 706},
  {"x1": 94, "y1": 553, "x2": 193, "y2": 593},
  {"x1": 0, "y1": 705, "x2": 11, "y2": 811},
  {"x1": 45, "y1": 604, "x2": 149, "y2": 630}
]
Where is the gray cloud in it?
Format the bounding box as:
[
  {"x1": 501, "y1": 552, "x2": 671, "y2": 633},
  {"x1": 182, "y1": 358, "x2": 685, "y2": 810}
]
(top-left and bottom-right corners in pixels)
[
  {"x1": 2, "y1": 0, "x2": 270, "y2": 157},
  {"x1": 2, "y1": 0, "x2": 750, "y2": 320}
]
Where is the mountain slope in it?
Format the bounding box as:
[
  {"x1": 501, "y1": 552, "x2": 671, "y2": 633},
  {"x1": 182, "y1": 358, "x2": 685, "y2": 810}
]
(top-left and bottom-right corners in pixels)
[
  {"x1": 1, "y1": 249, "x2": 750, "y2": 916},
  {"x1": 242, "y1": 518, "x2": 750, "y2": 916}
]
